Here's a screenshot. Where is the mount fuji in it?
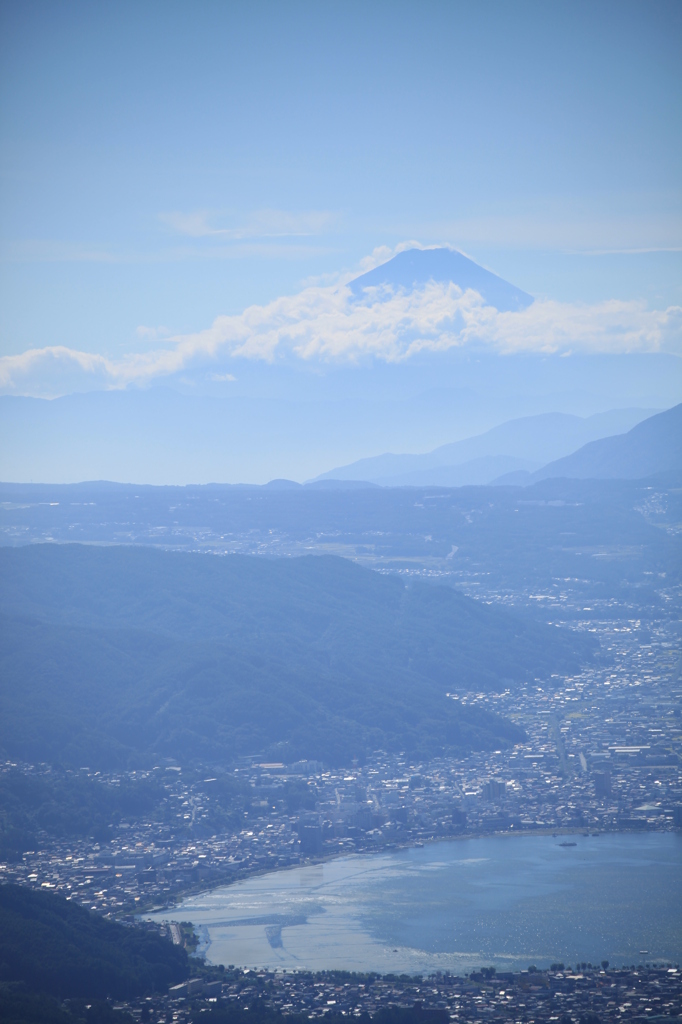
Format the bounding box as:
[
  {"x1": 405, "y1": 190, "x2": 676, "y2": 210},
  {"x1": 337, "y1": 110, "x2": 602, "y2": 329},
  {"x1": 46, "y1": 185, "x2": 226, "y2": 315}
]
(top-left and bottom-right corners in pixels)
[
  {"x1": 1, "y1": 249, "x2": 679, "y2": 485},
  {"x1": 350, "y1": 247, "x2": 534, "y2": 312}
]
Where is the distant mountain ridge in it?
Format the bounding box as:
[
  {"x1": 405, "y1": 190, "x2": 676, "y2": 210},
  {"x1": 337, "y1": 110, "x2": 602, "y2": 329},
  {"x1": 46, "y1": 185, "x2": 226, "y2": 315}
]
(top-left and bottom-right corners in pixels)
[
  {"x1": 350, "y1": 247, "x2": 534, "y2": 312},
  {"x1": 2, "y1": 349, "x2": 680, "y2": 485},
  {"x1": 507, "y1": 402, "x2": 682, "y2": 485},
  {"x1": 313, "y1": 408, "x2": 658, "y2": 487}
]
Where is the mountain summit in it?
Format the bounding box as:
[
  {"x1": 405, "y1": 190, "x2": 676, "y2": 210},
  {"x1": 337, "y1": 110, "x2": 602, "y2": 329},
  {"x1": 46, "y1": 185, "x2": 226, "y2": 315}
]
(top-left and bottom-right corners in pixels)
[{"x1": 349, "y1": 247, "x2": 534, "y2": 312}]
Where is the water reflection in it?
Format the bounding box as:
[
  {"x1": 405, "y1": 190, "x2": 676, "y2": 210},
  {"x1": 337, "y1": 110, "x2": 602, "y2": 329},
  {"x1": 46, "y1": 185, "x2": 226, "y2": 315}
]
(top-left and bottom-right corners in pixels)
[{"x1": 149, "y1": 833, "x2": 681, "y2": 973}]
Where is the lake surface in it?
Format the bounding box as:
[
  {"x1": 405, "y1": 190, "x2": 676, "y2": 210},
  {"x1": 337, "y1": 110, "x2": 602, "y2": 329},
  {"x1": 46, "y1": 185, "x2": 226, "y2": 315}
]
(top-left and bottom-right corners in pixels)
[{"x1": 149, "y1": 833, "x2": 682, "y2": 974}]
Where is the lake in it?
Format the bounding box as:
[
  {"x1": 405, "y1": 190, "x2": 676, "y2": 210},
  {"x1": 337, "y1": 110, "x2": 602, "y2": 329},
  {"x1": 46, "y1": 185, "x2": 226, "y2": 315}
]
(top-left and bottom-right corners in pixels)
[{"x1": 148, "y1": 832, "x2": 682, "y2": 974}]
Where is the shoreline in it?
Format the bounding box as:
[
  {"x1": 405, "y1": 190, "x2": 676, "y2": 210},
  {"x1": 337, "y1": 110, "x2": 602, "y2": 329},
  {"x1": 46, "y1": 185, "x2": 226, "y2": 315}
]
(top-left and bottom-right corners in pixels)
[
  {"x1": 138, "y1": 822, "x2": 678, "y2": 921},
  {"x1": 140, "y1": 827, "x2": 681, "y2": 976}
]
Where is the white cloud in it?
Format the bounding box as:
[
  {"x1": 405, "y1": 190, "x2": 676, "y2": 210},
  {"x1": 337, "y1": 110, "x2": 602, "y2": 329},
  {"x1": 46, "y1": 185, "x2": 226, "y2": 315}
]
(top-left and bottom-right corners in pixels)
[
  {"x1": 159, "y1": 208, "x2": 338, "y2": 240},
  {"x1": 2, "y1": 262, "x2": 680, "y2": 397},
  {"x1": 0, "y1": 346, "x2": 115, "y2": 398},
  {"x1": 136, "y1": 325, "x2": 170, "y2": 340}
]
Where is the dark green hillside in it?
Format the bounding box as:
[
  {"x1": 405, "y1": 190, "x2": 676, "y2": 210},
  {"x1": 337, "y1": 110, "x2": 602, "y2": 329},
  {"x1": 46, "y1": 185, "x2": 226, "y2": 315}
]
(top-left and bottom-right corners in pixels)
[
  {"x1": 0, "y1": 546, "x2": 595, "y2": 767},
  {"x1": 0, "y1": 884, "x2": 188, "y2": 1000},
  {"x1": 0, "y1": 769, "x2": 166, "y2": 861}
]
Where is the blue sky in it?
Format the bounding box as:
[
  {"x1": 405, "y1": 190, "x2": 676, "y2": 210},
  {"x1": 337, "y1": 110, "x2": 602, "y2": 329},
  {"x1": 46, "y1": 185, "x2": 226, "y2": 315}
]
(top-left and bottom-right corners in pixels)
[{"x1": 0, "y1": 0, "x2": 681, "y2": 401}]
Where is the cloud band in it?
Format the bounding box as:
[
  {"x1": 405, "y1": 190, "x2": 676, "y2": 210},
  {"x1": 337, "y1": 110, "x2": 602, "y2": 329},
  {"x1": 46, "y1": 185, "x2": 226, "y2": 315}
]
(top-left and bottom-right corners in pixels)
[{"x1": 1, "y1": 276, "x2": 680, "y2": 398}]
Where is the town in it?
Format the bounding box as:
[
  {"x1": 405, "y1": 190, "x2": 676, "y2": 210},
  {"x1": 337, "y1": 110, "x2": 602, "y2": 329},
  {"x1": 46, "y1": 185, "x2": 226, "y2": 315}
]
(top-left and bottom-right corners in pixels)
[
  {"x1": 1, "y1": 612, "x2": 679, "y2": 920},
  {"x1": 69, "y1": 961, "x2": 682, "y2": 1024}
]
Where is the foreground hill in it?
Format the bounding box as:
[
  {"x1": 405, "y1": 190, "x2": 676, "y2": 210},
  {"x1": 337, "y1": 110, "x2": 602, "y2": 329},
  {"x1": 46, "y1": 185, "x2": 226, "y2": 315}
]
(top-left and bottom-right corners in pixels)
[
  {"x1": 0, "y1": 546, "x2": 595, "y2": 767},
  {"x1": 0, "y1": 884, "x2": 188, "y2": 1001}
]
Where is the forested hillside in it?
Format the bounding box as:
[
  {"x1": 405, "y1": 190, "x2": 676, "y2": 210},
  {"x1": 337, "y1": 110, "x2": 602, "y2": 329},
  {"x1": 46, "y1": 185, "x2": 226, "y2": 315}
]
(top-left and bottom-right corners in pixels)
[
  {"x1": 0, "y1": 884, "x2": 188, "y2": 998},
  {"x1": 0, "y1": 546, "x2": 596, "y2": 768},
  {"x1": 0, "y1": 769, "x2": 166, "y2": 860}
]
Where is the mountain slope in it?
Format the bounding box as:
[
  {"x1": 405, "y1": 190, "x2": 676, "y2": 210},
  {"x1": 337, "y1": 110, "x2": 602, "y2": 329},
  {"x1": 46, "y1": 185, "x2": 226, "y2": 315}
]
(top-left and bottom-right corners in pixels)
[
  {"x1": 349, "y1": 248, "x2": 533, "y2": 312},
  {"x1": 529, "y1": 403, "x2": 682, "y2": 483},
  {"x1": 0, "y1": 545, "x2": 597, "y2": 768},
  {"x1": 2, "y1": 351, "x2": 679, "y2": 485},
  {"x1": 314, "y1": 408, "x2": 657, "y2": 486},
  {"x1": 0, "y1": 883, "x2": 188, "y2": 1000},
  {"x1": 367, "y1": 454, "x2": 538, "y2": 488}
]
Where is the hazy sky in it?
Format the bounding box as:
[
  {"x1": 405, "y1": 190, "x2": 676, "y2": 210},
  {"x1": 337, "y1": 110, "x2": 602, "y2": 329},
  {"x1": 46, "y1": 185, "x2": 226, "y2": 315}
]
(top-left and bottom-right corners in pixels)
[{"x1": 0, "y1": 0, "x2": 681, "y2": 396}]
